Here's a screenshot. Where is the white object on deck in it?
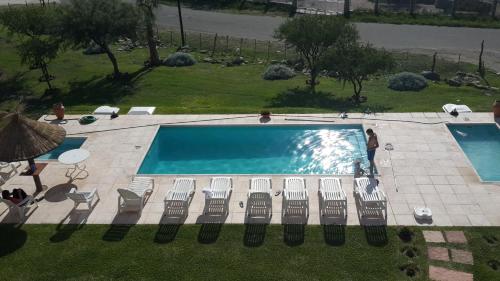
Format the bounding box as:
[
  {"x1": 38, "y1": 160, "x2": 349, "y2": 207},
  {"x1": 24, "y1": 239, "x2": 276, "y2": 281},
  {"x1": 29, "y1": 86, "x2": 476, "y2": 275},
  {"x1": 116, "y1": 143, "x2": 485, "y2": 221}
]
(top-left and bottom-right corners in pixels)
[
  {"x1": 354, "y1": 177, "x2": 387, "y2": 218},
  {"x1": 248, "y1": 177, "x2": 272, "y2": 198},
  {"x1": 117, "y1": 177, "x2": 154, "y2": 215},
  {"x1": 58, "y1": 149, "x2": 90, "y2": 180},
  {"x1": 67, "y1": 187, "x2": 99, "y2": 210},
  {"x1": 283, "y1": 177, "x2": 309, "y2": 217},
  {"x1": 414, "y1": 207, "x2": 432, "y2": 220},
  {"x1": 442, "y1": 104, "x2": 472, "y2": 113},
  {"x1": 1, "y1": 195, "x2": 38, "y2": 222},
  {"x1": 93, "y1": 105, "x2": 120, "y2": 115},
  {"x1": 247, "y1": 177, "x2": 272, "y2": 219},
  {"x1": 127, "y1": 106, "x2": 156, "y2": 115},
  {"x1": 203, "y1": 177, "x2": 232, "y2": 214},
  {"x1": 319, "y1": 177, "x2": 347, "y2": 217},
  {"x1": 165, "y1": 178, "x2": 196, "y2": 209}
]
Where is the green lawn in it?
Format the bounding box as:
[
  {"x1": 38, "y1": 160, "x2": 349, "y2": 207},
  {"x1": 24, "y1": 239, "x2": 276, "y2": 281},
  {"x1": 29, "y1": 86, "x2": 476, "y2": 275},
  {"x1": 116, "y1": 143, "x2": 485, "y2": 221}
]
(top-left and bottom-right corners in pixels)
[
  {"x1": 1, "y1": 31, "x2": 499, "y2": 117},
  {"x1": 0, "y1": 224, "x2": 428, "y2": 281}
]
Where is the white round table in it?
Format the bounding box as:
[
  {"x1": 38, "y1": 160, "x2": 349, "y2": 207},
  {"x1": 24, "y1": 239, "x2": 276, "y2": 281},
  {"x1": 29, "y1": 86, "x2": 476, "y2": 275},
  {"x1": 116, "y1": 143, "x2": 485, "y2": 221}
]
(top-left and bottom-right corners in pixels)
[{"x1": 58, "y1": 149, "x2": 90, "y2": 180}]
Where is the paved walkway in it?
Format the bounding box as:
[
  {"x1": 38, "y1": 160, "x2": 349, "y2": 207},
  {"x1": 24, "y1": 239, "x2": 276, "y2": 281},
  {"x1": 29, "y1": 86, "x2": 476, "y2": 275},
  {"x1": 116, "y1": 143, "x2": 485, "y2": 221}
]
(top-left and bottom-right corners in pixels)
[{"x1": 0, "y1": 113, "x2": 499, "y2": 226}]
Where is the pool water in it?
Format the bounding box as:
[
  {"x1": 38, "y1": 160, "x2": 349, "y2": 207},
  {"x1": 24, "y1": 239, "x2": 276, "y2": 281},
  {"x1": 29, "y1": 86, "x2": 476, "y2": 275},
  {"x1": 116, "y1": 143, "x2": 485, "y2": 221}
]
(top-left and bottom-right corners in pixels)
[
  {"x1": 37, "y1": 137, "x2": 87, "y2": 160},
  {"x1": 448, "y1": 124, "x2": 500, "y2": 182},
  {"x1": 138, "y1": 125, "x2": 370, "y2": 175}
]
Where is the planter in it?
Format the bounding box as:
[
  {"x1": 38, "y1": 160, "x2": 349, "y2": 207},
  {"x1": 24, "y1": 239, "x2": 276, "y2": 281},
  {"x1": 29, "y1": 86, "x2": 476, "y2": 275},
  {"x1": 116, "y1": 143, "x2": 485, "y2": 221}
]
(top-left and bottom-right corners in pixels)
[
  {"x1": 494, "y1": 100, "x2": 500, "y2": 118},
  {"x1": 260, "y1": 111, "x2": 271, "y2": 120},
  {"x1": 53, "y1": 103, "x2": 65, "y2": 120}
]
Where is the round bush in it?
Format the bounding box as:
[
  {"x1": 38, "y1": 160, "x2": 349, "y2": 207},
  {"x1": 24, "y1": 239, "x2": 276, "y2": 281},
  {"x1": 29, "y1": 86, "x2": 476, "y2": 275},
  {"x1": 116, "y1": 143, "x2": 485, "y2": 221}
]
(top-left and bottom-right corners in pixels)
[
  {"x1": 263, "y1": 64, "x2": 295, "y2": 81},
  {"x1": 163, "y1": 52, "x2": 196, "y2": 67},
  {"x1": 388, "y1": 72, "x2": 428, "y2": 91}
]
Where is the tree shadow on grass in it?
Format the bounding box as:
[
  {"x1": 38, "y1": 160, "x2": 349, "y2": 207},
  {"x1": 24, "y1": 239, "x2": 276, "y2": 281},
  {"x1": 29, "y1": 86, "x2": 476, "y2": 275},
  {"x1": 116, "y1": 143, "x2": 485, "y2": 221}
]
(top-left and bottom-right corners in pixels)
[
  {"x1": 268, "y1": 87, "x2": 392, "y2": 113},
  {"x1": 0, "y1": 72, "x2": 32, "y2": 103},
  {"x1": 0, "y1": 224, "x2": 27, "y2": 257}
]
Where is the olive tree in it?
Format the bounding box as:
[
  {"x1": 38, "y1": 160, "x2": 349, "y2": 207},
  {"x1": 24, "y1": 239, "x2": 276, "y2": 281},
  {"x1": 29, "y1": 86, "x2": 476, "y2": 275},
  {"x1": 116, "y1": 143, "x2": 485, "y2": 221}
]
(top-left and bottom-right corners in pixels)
[
  {"x1": 60, "y1": 0, "x2": 140, "y2": 78},
  {"x1": 275, "y1": 15, "x2": 357, "y2": 92},
  {"x1": 137, "y1": 0, "x2": 161, "y2": 66},
  {"x1": 0, "y1": 5, "x2": 62, "y2": 90},
  {"x1": 323, "y1": 43, "x2": 394, "y2": 103}
]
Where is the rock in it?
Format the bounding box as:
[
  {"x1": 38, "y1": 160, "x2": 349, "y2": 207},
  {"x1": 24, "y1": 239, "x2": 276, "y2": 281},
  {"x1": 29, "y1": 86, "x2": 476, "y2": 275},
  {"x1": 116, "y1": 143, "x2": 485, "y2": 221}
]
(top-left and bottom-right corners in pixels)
[
  {"x1": 421, "y1": 71, "x2": 441, "y2": 81},
  {"x1": 199, "y1": 50, "x2": 208, "y2": 54},
  {"x1": 203, "y1": 57, "x2": 213, "y2": 63},
  {"x1": 270, "y1": 60, "x2": 279, "y2": 65},
  {"x1": 447, "y1": 78, "x2": 462, "y2": 87},
  {"x1": 232, "y1": 57, "x2": 245, "y2": 66}
]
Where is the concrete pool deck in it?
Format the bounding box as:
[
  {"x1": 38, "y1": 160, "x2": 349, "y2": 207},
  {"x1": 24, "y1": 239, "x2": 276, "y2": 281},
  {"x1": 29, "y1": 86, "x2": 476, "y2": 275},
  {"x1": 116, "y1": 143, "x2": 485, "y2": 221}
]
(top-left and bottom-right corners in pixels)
[{"x1": 1, "y1": 113, "x2": 499, "y2": 226}]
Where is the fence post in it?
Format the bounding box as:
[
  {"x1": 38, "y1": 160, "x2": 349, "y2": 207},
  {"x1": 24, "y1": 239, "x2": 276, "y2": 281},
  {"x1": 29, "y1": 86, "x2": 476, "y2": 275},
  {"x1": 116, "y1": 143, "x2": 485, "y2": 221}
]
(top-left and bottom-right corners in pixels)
[
  {"x1": 211, "y1": 33, "x2": 218, "y2": 57},
  {"x1": 199, "y1": 33, "x2": 202, "y2": 50},
  {"x1": 254, "y1": 39, "x2": 257, "y2": 61},
  {"x1": 239, "y1": 38, "x2": 243, "y2": 56},
  {"x1": 170, "y1": 31, "x2": 173, "y2": 45},
  {"x1": 267, "y1": 41, "x2": 271, "y2": 62},
  {"x1": 284, "y1": 43, "x2": 287, "y2": 60},
  {"x1": 226, "y1": 35, "x2": 229, "y2": 52},
  {"x1": 185, "y1": 32, "x2": 188, "y2": 46}
]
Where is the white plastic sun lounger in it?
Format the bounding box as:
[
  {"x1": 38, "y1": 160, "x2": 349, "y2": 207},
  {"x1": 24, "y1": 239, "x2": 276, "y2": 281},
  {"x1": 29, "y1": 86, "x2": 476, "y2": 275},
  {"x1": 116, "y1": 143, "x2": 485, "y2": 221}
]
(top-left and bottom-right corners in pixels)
[
  {"x1": 248, "y1": 178, "x2": 272, "y2": 198},
  {"x1": 127, "y1": 106, "x2": 156, "y2": 115},
  {"x1": 205, "y1": 177, "x2": 232, "y2": 200},
  {"x1": 319, "y1": 177, "x2": 347, "y2": 217},
  {"x1": 1, "y1": 196, "x2": 38, "y2": 222},
  {"x1": 354, "y1": 177, "x2": 387, "y2": 216},
  {"x1": 442, "y1": 104, "x2": 472, "y2": 113},
  {"x1": 164, "y1": 178, "x2": 196, "y2": 209},
  {"x1": 67, "y1": 187, "x2": 100, "y2": 210},
  {"x1": 117, "y1": 177, "x2": 154, "y2": 214},
  {"x1": 283, "y1": 177, "x2": 309, "y2": 217},
  {"x1": 247, "y1": 177, "x2": 272, "y2": 218},
  {"x1": 93, "y1": 105, "x2": 120, "y2": 115}
]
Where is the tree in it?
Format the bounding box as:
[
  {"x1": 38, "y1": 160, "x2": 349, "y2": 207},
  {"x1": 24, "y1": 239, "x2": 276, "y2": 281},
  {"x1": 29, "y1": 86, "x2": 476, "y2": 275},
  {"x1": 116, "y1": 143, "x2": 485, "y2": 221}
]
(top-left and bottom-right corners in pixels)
[
  {"x1": 60, "y1": 0, "x2": 140, "y2": 78},
  {"x1": 0, "y1": 5, "x2": 62, "y2": 90},
  {"x1": 374, "y1": 0, "x2": 380, "y2": 15},
  {"x1": 322, "y1": 43, "x2": 394, "y2": 103},
  {"x1": 275, "y1": 15, "x2": 357, "y2": 92},
  {"x1": 137, "y1": 0, "x2": 161, "y2": 66},
  {"x1": 344, "y1": 0, "x2": 351, "y2": 18},
  {"x1": 177, "y1": 0, "x2": 186, "y2": 47}
]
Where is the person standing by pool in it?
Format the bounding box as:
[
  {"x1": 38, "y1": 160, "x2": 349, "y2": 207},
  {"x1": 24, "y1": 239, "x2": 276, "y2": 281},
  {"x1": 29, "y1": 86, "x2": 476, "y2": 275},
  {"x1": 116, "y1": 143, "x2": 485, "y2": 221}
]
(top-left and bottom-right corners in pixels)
[{"x1": 366, "y1": 128, "x2": 379, "y2": 177}]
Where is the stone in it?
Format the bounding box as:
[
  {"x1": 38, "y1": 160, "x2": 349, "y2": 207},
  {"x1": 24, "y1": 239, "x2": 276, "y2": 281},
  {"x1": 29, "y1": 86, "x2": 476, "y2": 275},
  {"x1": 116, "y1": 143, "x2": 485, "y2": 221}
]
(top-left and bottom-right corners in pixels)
[
  {"x1": 447, "y1": 78, "x2": 462, "y2": 87},
  {"x1": 428, "y1": 246, "x2": 450, "y2": 261},
  {"x1": 423, "y1": 230, "x2": 446, "y2": 243},
  {"x1": 429, "y1": 266, "x2": 473, "y2": 281},
  {"x1": 451, "y1": 249, "x2": 474, "y2": 265},
  {"x1": 422, "y1": 71, "x2": 441, "y2": 81},
  {"x1": 445, "y1": 231, "x2": 467, "y2": 244}
]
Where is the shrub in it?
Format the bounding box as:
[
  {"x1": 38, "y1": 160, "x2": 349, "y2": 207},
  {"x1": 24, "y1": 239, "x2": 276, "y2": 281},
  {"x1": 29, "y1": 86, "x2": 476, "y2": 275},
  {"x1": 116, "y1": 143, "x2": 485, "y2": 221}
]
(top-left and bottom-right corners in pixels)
[
  {"x1": 163, "y1": 52, "x2": 196, "y2": 67},
  {"x1": 388, "y1": 72, "x2": 428, "y2": 91},
  {"x1": 263, "y1": 64, "x2": 295, "y2": 81}
]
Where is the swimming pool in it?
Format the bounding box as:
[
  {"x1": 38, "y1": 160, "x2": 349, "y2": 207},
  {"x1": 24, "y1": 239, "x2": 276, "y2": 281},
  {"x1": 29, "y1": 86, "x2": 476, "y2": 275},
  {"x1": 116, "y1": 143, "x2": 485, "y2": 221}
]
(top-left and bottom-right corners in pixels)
[
  {"x1": 37, "y1": 137, "x2": 87, "y2": 160},
  {"x1": 138, "y1": 125, "x2": 370, "y2": 175},
  {"x1": 448, "y1": 124, "x2": 500, "y2": 182}
]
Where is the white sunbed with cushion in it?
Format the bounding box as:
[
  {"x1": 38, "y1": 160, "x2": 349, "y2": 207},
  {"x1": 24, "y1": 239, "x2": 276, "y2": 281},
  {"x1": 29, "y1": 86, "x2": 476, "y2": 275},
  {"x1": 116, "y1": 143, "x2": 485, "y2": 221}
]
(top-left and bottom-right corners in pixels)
[
  {"x1": 67, "y1": 187, "x2": 99, "y2": 210},
  {"x1": 1, "y1": 196, "x2": 38, "y2": 222},
  {"x1": 164, "y1": 178, "x2": 196, "y2": 209},
  {"x1": 127, "y1": 107, "x2": 156, "y2": 115},
  {"x1": 283, "y1": 177, "x2": 309, "y2": 216},
  {"x1": 442, "y1": 103, "x2": 472, "y2": 113},
  {"x1": 93, "y1": 105, "x2": 120, "y2": 115},
  {"x1": 117, "y1": 177, "x2": 154, "y2": 215},
  {"x1": 354, "y1": 177, "x2": 387, "y2": 216},
  {"x1": 319, "y1": 177, "x2": 347, "y2": 217}
]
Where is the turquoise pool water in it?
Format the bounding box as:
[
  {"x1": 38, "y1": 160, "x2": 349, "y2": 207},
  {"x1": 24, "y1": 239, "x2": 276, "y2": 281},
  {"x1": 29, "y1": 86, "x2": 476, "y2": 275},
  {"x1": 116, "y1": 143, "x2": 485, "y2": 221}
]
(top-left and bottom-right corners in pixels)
[
  {"x1": 138, "y1": 125, "x2": 370, "y2": 174},
  {"x1": 448, "y1": 124, "x2": 500, "y2": 182},
  {"x1": 37, "y1": 137, "x2": 87, "y2": 160}
]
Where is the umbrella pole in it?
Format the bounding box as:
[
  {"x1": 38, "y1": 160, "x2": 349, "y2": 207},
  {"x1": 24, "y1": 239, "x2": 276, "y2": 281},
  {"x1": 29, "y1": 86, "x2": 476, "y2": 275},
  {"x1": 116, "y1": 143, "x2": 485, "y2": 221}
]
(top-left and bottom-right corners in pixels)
[{"x1": 28, "y1": 158, "x2": 44, "y2": 192}]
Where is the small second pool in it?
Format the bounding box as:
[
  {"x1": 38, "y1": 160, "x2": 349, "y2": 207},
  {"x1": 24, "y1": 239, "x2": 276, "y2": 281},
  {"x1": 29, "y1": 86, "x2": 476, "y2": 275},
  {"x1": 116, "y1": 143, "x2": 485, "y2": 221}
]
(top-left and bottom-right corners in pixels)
[
  {"x1": 37, "y1": 137, "x2": 87, "y2": 160},
  {"x1": 138, "y1": 125, "x2": 370, "y2": 175},
  {"x1": 448, "y1": 124, "x2": 500, "y2": 182}
]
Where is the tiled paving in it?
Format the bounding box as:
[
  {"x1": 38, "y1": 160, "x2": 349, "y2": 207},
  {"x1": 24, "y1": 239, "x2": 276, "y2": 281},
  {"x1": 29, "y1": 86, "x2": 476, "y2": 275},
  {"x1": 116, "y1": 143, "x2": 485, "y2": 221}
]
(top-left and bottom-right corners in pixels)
[
  {"x1": 450, "y1": 249, "x2": 474, "y2": 265},
  {"x1": 428, "y1": 246, "x2": 450, "y2": 262},
  {"x1": 445, "y1": 231, "x2": 468, "y2": 244},
  {"x1": 429, "y1": 266, "x2": 473, "y2": 281},
  {"x1": 0, "y1": 113, "x2": 499, "y2": 225},
  {"x1": 424, "y1": 230, "x2": 446, "y2": 243}
]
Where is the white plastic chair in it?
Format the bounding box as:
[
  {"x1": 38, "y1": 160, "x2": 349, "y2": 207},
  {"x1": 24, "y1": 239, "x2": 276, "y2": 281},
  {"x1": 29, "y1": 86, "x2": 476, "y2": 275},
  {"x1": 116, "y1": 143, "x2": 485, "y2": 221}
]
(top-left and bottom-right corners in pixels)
[
  {"x1": 247, "y1": 178, "x2": 272, "y2": 218},
  {"x1": 319, "y1": 177, "x2": 347, "y2": 217},
  {"x1": 164, "y1": 178, "x2": 196, "y2": 210},
  {"x1": 1, "y1": 196, "x2": 38, "y2": 222},
  {"x1": 202, "y1": 177, "x2": 232, "y2": 214},
  {"x1": 67, "y1": 187, "x2": 99, "y2": 210},
  {"x1": 117, "y1": 177, "x2": 154, "y2": 215}
]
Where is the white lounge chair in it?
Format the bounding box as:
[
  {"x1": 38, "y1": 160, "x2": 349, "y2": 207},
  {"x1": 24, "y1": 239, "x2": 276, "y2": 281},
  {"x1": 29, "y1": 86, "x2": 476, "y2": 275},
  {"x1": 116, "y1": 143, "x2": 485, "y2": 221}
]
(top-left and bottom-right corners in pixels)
[
  {"x1": 67, "y1": 187, "x2": 99, "y2": 210},
  {"x1": 354, "y1": 177, "x2": 387, "y2": 217},
  {"x1": 283, "y1": 177, "x2": 309, "y2": 217},
  {"x1": 0, "y1": 162, "x2": 20, "y2": 175},
  {"x1": 1, "y1": 196, "x2": 38, "y2": 222},
  {"x1": 93, "y1": 105, "x2": 120, "y2": 115},
  {"x1": 127, "y1": 106, "x2": 156, "y2": 115},
  {"x1": 164, "y1": 178, "x2": 196, "y2": 210},
  {"x1": 319, "y1": 177, "x2": 347, "y2": 217},
  {"x1": 443, "y1": 104, "x2": 472, "y2": 114},
  {"x1": 247, "y1": 178, "x2": 272, "y2": 218},
  {"x1": 117, "y1": 177, "x2": 154, "y2": 215},
  {"x1": 203, "y1": 177, "x2": 232, "y2": 214}
]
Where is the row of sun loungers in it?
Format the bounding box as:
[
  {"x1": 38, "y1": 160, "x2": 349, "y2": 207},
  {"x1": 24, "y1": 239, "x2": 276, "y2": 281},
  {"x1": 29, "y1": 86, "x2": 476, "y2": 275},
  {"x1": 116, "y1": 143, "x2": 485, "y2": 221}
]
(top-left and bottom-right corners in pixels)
[{"x1": 114, "y1": 176, "x2": 387, "y2": 221}]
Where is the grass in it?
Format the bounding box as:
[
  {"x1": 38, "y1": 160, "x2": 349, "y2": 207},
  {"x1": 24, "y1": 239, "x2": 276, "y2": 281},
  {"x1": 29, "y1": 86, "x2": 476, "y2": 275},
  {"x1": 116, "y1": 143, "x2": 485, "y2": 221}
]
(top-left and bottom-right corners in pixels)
[
  {"x1": 0, "y1": 224, "x2": 428, "y2": 281},
  {"x1": 1, "y1": 30, "x2": 499, "y2": 117}
]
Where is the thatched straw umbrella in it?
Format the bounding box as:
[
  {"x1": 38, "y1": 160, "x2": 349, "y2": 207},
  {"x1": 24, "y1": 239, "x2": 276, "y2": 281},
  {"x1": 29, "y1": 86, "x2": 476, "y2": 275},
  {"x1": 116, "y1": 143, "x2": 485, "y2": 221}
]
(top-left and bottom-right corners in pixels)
[{"x1": 0, "y1": 111, "x2": 66, "y2": 192}]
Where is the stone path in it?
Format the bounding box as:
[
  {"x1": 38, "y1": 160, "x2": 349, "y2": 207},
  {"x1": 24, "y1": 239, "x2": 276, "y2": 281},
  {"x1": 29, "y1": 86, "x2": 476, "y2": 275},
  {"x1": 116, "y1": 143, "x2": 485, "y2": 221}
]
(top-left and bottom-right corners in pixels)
[{"x1": 423, "y1": 230, "x2": 474, "y2": 281}]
